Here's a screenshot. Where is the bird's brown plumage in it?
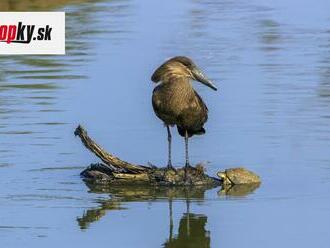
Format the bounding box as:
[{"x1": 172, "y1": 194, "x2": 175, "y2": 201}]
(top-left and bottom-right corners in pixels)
[{"x1": 151, "y1": 57, "x2": 209, "y2": 137}]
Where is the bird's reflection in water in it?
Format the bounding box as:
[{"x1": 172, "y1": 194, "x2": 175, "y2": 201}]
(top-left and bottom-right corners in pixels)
[
  {"x1": 77, "y1": 182, "x2": 214, "y2": 231},
  {"x1": 164, "y1": 199, "x2": 210, "y2": 248},
  {"x1": 78, "y1": 181, "x2": 259, "y2": 246}
]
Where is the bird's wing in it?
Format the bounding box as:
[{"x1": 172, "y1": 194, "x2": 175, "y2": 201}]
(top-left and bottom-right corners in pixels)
[{"x1": 194, "y1": 90, "x2": 208, "y2": 123}]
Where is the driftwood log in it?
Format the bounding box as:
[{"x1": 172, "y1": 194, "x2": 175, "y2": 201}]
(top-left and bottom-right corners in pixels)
[{"x1": 74, "y1": 125, "x2": 221, "y2": 186}]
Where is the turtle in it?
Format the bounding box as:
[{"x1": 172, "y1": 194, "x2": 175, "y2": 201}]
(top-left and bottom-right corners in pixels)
[{"x1": 217, "y1": 167, "x2": 261, "y2": 185}]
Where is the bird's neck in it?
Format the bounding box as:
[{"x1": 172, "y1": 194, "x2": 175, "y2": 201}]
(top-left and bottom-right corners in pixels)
[
  {"x1": 161, "y1": 77, "x2": 195, "y2": 100},
  {"x1": 165, "y1": 76, "x2": 193, "y2": 89}
]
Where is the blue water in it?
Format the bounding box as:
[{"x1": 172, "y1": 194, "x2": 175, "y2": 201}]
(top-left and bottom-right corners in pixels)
[{"x1": 1, "y1": 0, "x2": 330, "y2": 247}]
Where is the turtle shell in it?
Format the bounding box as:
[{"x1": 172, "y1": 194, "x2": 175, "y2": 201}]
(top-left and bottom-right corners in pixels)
[{"x1": 218, "y1": 167, "x2": 261, "y2": 185}]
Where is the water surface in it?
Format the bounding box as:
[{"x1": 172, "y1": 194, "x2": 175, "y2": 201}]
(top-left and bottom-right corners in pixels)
[{"x1": 1, "y1": 0, "x2": 330, "y2": 247}]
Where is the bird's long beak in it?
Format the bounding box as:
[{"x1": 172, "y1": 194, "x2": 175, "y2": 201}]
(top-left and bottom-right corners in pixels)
[{"x1": 192, "y1": 67, "x2": 217, "y2": 91}]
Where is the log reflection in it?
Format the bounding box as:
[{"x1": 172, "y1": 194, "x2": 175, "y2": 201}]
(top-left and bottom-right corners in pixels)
[
  {"x1": 78, "y1": 181, "x2": 259, "y2": 247},
  {"x1": 77, "y1": 182, "x2": 213, "y2": 229}
]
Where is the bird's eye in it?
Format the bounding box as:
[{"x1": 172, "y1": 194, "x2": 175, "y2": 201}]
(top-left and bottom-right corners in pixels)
[
  {"x1": 181, "y1": 60, "x2": 192, "y2": 67},
  {"x1": 175, "y1": 57, "x2": 194, "y2": 68}
]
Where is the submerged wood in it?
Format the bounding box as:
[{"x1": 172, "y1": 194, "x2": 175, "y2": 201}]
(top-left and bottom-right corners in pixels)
[{"x1": 74, "y1": 125, "x2": 221, "y2": 186}]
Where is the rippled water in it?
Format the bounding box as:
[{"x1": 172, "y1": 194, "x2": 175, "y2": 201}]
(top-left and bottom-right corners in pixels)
[{"x1": 1, "y1": 0, "x2": 330, "y2": 247}]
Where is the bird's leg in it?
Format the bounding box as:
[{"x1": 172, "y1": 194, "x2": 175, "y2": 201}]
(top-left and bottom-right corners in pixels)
[
  {"x1": 166, "y1": 125, "x2": 174, "y2": 169},
  {"x1": 184, "y1": 130, "x2": 193, "y2": 183},
  {"x1": 184, "y1": 130, "x2": 190, "y2": 168}
]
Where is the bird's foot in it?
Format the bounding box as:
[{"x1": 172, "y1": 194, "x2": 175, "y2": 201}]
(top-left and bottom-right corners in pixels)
[
  {"x1": 184, "y1": 163, "x2": 195, "y2": 171},
  {"x1": 167, "y1": 163, "x2": 176, "y2": 172},
  {"x1": 183, "y1": 164, "x2": 191, "y2": 182}
]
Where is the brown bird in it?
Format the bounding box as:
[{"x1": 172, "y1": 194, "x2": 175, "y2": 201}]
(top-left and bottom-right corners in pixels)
[{"x1": 151, "y1": 56, "x2": 217, "y2": 171}]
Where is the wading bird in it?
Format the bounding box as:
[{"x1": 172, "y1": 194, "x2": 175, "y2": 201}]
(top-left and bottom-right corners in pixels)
[{"x1": 151, "y1": 56, "x2": 217, "y2": 171}]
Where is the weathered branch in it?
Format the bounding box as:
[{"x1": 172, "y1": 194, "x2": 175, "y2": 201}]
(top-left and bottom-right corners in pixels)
[
  {"x1": 74, "y1": 125, "x2": 151, "y2": 173},
  {"x1": 74, "y1": 125, "x2": 260, "y2": 187}
]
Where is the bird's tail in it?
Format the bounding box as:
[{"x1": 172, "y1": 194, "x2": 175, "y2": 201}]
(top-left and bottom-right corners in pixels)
[{"x1": 177, "y1": 126, "x2": 205, "y2": 137}]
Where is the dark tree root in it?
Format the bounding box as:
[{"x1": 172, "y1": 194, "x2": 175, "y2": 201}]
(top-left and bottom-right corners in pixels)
[{"x1": 74, "y1": 125, "x2": 221, "y2": 186}]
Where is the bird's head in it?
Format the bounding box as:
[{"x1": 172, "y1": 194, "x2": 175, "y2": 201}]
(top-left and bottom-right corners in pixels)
[{"x1": 151, "y1": 56, "x2": 217, "y2": 91}]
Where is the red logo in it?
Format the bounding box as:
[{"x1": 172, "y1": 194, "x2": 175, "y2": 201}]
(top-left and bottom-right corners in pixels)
[{"x1": 0, "y1": 22, "x2": 52, "y2": 44}]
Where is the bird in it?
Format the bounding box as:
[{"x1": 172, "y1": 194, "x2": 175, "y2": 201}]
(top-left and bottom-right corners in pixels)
[{"x1": 151, "y1": 56, "x2": 217, "y2": 172}]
